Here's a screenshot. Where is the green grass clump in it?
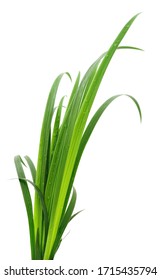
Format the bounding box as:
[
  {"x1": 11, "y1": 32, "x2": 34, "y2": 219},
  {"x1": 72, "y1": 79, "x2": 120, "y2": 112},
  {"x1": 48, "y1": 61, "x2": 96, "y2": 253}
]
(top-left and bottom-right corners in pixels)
[{"x1": 14, "y1": 14, "x2": 142, "y2": 260}]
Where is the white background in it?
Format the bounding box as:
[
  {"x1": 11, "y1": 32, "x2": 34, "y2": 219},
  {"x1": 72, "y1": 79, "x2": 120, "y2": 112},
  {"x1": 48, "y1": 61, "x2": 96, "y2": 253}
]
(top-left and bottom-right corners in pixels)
[{"x1": 0, "y1": 0, "x2": 160, "y2": 279}]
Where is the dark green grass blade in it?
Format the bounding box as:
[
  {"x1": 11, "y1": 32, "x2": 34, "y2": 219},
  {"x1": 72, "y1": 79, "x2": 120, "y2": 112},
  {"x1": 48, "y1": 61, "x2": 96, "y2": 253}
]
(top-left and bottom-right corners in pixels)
[
  {"x1": 34, "y1": 72, "x2": 71, "y2": 241},
  {"x1": 14, "y1": 155, "x2": 35, "y2": 260},
  {"x1": 70, "y1": 209, "x2": 83, "y2": 221},
  {"x1": 44, "y1": 13, "x2": 140, "y2": 259},
  {"x1": 126, "y1": 94, "x2": 142, "y2": 121},
  {"x1": 35, "y1": 229, "x2": 42, "y2": 260},
  {"x1": 18, "y1": 178, "x2": 49, "y2": 237},
  {"x1": 24, "y1": 156, "x2": 36, "y2": 183},
  {"x1": 59, "y1": 187, "x2": 77, "y2": 235}
]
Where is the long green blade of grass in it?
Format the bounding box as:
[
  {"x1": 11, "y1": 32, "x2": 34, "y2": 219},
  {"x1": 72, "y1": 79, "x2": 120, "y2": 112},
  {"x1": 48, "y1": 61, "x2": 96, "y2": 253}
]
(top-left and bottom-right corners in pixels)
[{"x1": 14, "y1": 156, "x2": 35, "y2": 259}]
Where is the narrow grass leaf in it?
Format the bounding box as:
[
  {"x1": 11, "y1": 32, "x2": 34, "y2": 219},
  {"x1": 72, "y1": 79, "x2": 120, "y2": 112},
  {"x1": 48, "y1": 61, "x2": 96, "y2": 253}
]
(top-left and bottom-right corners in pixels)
[
  {"x1": 18, "y1": 177, "x2": 49, "y2": 236},
  {"x1": 125, "y1": 94, "x2": 142, "y2": 121},
  {"x1": 14, "y1": 156, "x2": 35, "y2": 260},
  {"x1": 118, "y1": 46, "x2": 144, "y2": 51},
  {"x1": 50, "y1": 96, "x2": 66, "y2": 159},
  {"x1": 35, "y1": 229, "x2": 42, "y2": 259},
  {"x1": 24, "y1": 155, "x2": 36, "y2": 183}
]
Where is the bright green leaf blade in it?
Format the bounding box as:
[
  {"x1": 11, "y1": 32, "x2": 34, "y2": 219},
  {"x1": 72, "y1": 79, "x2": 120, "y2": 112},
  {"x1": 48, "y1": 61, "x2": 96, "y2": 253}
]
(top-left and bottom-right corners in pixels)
[
  {"x1": 49, "y1": 187, "x2": 77, "y2": 259},
  {"x1": 14, "y1": 155, "x2": 35, "y2": 260}
]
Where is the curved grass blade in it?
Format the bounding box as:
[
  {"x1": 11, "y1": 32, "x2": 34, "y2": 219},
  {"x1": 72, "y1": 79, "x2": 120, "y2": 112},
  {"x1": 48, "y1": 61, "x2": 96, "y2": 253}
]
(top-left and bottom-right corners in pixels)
[
  {"x1": 24, "y1": 155, "x2": 36, "y2": 183},
  {"x1": 14, "y1": 155, "x2": 35, "y2": 260},
  {"x1": 70, "y1": 209, "x2": 83, "y2": 222},
  {"x1": 126, "y1": 94, "x2": 142, "y2": 121},
  {"x1": 118, "y1": 46, "x2": 144, "y2": 51},
  {"x1": 63, "y1": 94, "x2": 141, "y2": 211}
]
